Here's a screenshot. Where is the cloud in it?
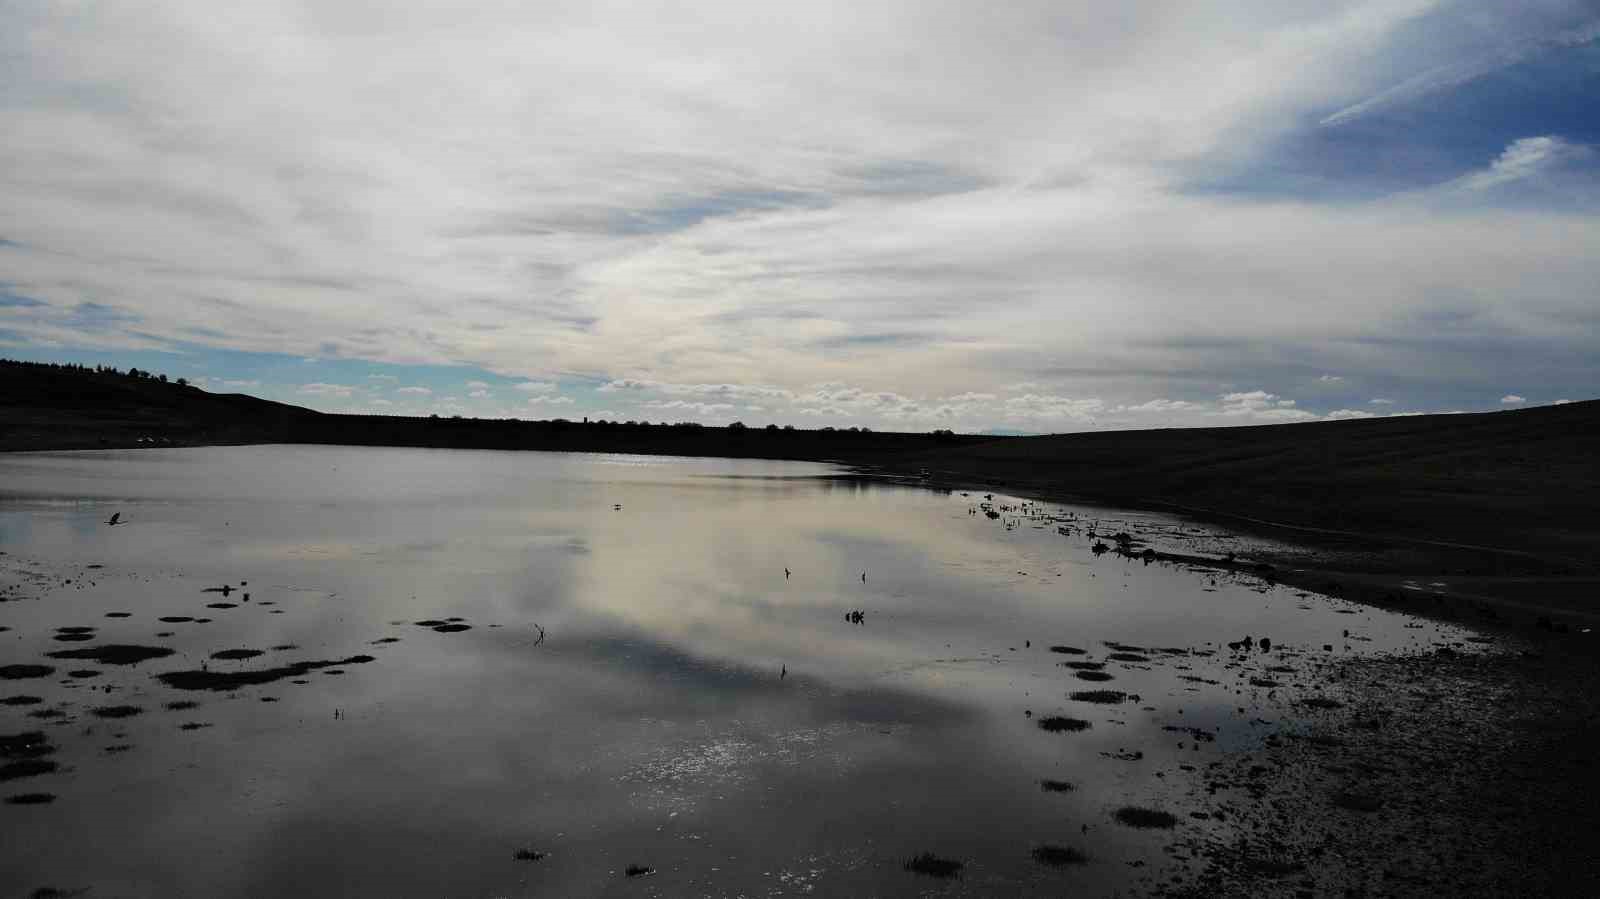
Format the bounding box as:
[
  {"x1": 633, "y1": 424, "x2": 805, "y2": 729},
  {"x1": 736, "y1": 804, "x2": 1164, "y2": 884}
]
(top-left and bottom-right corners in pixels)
[
  {"x1": 1219, "y1": 390, "x2": 1317, "y2": 421},
  {"x1": 1324, "y1": 408, "x2": 1376, "y2": 420},
  {"x1": 1317, "y1": 374, "x2": 1344, "y2": 383},
  {"x1": 526, "y1": 395, "x2": 575, "y2": 405},
  {"x1": 0, "y1": 2, "x2": 1594, "y2": 432},
  {"x1": 641, "y1": 399, "x2": 735, "y2": 416},
  {"x1": 298, "y1": 383, "x2": 356, "y2": 398},
  {"x1": 1500, "y1": 394, "x2": 1526, "y2": 404},
  {"x1": 468, "y1": 389, "x2": 490, "y2": 399},
  {"x1": 1454, "y1": 137, "x2": 1591, "y2": 192},
  {"x1": 396, "y1": 386, "x2": 432, "y2": 395},
  {"x1": 1369, "y1": 397, "x2": 1394, "y2": 405},
  {"x1": 367, "y1": 374, "x2": 398, "y2": 382}
]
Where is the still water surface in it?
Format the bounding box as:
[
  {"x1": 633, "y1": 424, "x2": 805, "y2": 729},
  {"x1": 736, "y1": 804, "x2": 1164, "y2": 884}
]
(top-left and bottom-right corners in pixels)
[{"x1": 0, "y1": 446, "x2": 1474, "y2": 896}]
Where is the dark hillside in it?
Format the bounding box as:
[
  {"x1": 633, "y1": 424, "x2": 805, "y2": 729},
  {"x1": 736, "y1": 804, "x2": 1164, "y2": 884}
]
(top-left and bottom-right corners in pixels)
[{"x1": 907, "y1": 400, "x2": 1600, "y2": 571}]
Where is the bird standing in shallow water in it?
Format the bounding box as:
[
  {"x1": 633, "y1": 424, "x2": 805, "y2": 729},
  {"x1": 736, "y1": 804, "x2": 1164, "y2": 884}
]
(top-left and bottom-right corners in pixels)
[
  {"x1": 781, "y1": 665, "x2": 786, "y2": 679},
  {"x1": 106, "y1": 512, "x2": 121, "y2": 526},
  {"x1": 861, "y1": 571, "x2": 867, "y2": 583},
  {"x1": 784, "y1": 567, "x2": 790, "y2": 579}
]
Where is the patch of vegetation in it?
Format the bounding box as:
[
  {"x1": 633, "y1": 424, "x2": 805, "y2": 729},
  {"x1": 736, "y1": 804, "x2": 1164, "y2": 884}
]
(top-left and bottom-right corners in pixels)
[
  {"x1": 1070, "y1": 690, "x2": 1127, "y2": 704},
  {"x1": 46, "y1": 645, "x2": 174, "y2": 665},
  {"x1": 903, "y1": 852, "x2": 963, "y2": 879},
  {"x1": 1048, "y1": 646, "x2": 1086, "y2": 655},
  {"x1": 1038, "y1": 716, "x2": 1092, "y2": 733},
  {"x1": 210, "y1": 649, "x2": 263, "y2": 660},
  {"x1": 513, "y1": 849, "x2": 547, "y2": 861},
  {"x1": 1106, "y1": 653, "x2": 1149, "y2": 663},
  {"x1": 0, "y1": 759, "x2": 58, "y2": 782},
  {"x1": 624, "y1": 864, "x2": 655, "y2": 878},
  {"x1": 1114, "y1": 806, "x2": 1178, "y2": 829},
  {"x1": 1074, "y1": 671, "x2": 1115, "y2": 682},
  {"x1": 0, "y1": 665, "x2": 54, "y2": 680},
  {"x1": 1299, "y1": 697, "x2": 1344, "y2": 709},
  {"x1": 4, "y1": 792, "x2": 56, "y2": 805},
  {"x1": 91, "y1": 705, "x2": 143, "y2": 719},
  {"x1": 1031, "y1": 845, "x2": 1088, "y2": 867},
  {"x1": 1039, "y1": 779, "x2": 1075, "y2": 793},
  {"x1": 158, "y1": 654, "x2": 376, "y2": 691}
]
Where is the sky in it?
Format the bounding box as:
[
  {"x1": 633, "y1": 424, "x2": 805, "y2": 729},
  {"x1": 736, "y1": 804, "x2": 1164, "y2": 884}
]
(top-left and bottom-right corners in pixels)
[{"x1": 2, "y1": 1, "x2": 1597, "y2": 433}]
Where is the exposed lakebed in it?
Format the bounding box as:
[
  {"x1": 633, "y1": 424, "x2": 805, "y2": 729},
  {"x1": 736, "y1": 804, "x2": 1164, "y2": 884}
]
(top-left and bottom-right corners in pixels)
[{"x1": 0, "y1": 446, "x2": 1503, "y2": 896}]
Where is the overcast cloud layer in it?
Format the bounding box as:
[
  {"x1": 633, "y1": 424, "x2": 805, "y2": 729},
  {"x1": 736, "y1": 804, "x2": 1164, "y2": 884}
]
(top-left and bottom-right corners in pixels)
[{"x1": 3, "y1": 0, "x2": 1597, "y2": 431}]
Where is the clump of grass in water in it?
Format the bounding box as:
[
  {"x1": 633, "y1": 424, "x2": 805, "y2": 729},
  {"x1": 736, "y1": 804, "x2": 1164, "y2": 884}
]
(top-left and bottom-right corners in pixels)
[
  {"x1": 513, "y1": 849, "x2": 546, "y2": 861},
  {"x1": 1114, "y1": 806, "x2": 1177, "y2": 829},
  {"x1": 1070, "y1": 690, "x2": 1126, "y2": 704},
  {"x1": 1074, "y1": 671, "x2": 1115, "y2": 682},
  {"x1": 1039, "y1": 779, "x2": 1074, "y2": 793},
  {"x1": 1106, "y1": 652, "x2": 1149, "y2": 663},
  {"x1": 1299, "y1": 697, "x2": 1343, "y2": 709},
  {"x1": 903, "y1": 852, "x2": 963, "y2": 879},
  {"x1": 91, "y1": 705, "x2": 142, "y2": 719},
  {"x1": 1038, "y1": 716, "x2": 1091, "y2": 733},
  {"x1": 624, "y1": 864, "x2": 654, "y2": 878},
  {"x1": 1032, "y1": 845, "x2": 1088, "y2": 867},
  {"x1": 1048, "y1": 646, "x2": 1086, "y2": 655}
]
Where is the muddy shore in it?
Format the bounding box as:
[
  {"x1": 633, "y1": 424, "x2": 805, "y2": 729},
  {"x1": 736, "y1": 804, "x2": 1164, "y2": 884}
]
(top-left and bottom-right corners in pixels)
[{"x1": 940, "y1": 483, "x2": 1600, "y2": 895}]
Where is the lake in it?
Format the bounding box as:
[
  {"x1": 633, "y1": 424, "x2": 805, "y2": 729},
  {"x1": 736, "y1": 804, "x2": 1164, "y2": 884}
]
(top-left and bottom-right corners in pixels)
[{"x1": 0, "y1": 446, "x2": 1479, "y2": 896}]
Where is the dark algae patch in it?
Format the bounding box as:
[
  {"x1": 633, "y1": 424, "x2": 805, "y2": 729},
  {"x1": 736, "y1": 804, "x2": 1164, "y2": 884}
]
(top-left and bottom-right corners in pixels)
[
  {"x1": 513, "y1": 849, "x2": 547, "y2": 861},
  {"x1": 158, "y1": 654, "x2": 377, "y2": 690},
  {"x1": 432, "y1": 624, "x2": 471, "y2": 633},
  {"x1": 1, "y1": 696, "x2": 43, "y2": 706},
  {"x1": 903, "y1": 852, "x2": 963, "y2": 879},
  {"x1": 1048, "y1": 645, "x2": 1086, "y2": 655},
  {"x1": 91, "y1": 705, "x2": 142, "y2": 719},
  {"x1": 1032, "y1": 845, "x2": 1088, "y2": 867},
  {"x1": 1062, "y1": 660, "x2": 1104, "y2": 670},
  {"x1": 1039, "y1": 779, "x2": 1074, "y2": 793},
  {"x1": 1106, "y1": 652, "x2": 1150, "y2": 663},
  {"x1": 1074, "y1": 670, "x2": 1115, "y2": 682},
  {"x1": 624, "y1": 864, "x2": 655, "y2": 878},
  {"x1": 164, "y1": 701, "x2": 199, "y2": 711},
  {"x1": 1114, "y1": 806, "x2": 1178, "y2": 829},
  {"x1": 0, "y1": 665, "x2": 54, "y2": 680},
  {"x1": 46, "y1": 645, "x2": 174, "y2": 665},
  {"x1": 1038, "y1": 716, "x2": 1092, "y2": 733}
]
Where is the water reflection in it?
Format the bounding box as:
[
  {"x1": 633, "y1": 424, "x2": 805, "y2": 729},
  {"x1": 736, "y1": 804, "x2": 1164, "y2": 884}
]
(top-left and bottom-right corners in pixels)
[{"x1": 0, "y1": 447, "x2": 1481, "y2": 896}]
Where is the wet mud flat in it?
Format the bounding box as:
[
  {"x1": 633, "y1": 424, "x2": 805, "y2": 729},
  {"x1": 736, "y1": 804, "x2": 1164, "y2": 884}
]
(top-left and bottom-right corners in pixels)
[{"x1": 1138, "y1": 637, "x2": 1600, "y2": 896}]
